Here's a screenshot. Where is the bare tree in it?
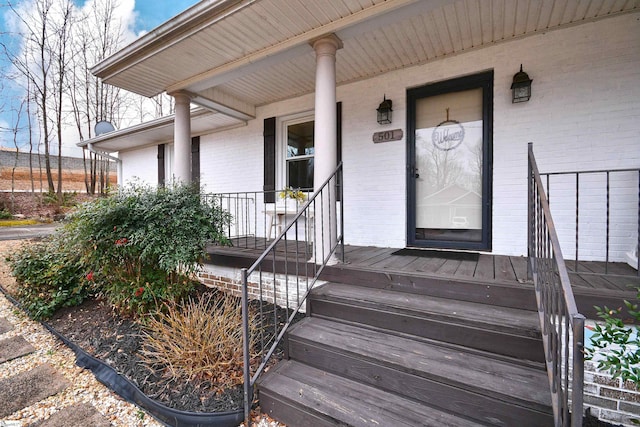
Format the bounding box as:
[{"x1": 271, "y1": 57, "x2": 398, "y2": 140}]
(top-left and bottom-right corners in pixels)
[
  {"x1": 51, "y1": 0, "x2": 76, "y2": 197},
  {"x1": 69, "y1": 0, "x2": 129, "y2": 194},
  {"x1": 9, "y1": 98, "x2": 26, "y2": 211},
  {"x1": 3, "y1": 0, "x2": 56, "y2": 193},
  {"x1": 3, "y1": 0, "x2": 180, "y2": 198}
]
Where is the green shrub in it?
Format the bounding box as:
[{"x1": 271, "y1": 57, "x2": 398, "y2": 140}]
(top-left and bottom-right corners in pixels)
[
  {"x1": 586, "y1": 289, "x2": 640, "y2": 386},
  {"x1": 9, "y1": 239, "x2": 90, "y2": 320},
  {"x1": 9, "y1": 182, "x2": 231, "y2": 319},
  {"x1": 63, "y1": 181, "x2": 231, "y2": 317},
  {"x1": 43, "y1": 191, "x2": 77, "y2": 208},
  {"x1": 0, "y1": 209, "x2": 12, "y2": 220}
]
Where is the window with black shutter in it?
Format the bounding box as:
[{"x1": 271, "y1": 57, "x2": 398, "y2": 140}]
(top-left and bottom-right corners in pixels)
[{"x1": 263, "y1": 102, "x2": 342, "y2": 201}]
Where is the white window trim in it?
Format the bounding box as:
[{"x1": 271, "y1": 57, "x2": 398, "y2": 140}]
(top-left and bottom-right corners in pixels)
[
  {"x1": 276, "y1": 110, "x2": 314, "y2": 191},
  {"x1": 165, "y1": 143, "x2": 174, "y2": 183}
]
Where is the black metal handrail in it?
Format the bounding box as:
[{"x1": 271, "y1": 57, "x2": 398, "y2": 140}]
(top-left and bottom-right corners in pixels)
[
  {"x1": 204, "y1": 190, "x2": 312, "y2": 249},
  {"x1": 528, "y1": 143, "x2": 585, "y2": 427},
  {"x1": 240, "y1": 163, "x2": 344, "y2": 425},
  {"x1": 539, "y1": 167, "x2": 639, "y2": 276}
]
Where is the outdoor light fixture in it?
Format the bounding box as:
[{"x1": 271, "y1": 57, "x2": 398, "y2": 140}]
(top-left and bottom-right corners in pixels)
[
  {"x1": 377, "y1": 96, "x2": 393, "y2": 124},
  {"x1": 511, "y1": 64, "x2": 533, "y2": 103}
]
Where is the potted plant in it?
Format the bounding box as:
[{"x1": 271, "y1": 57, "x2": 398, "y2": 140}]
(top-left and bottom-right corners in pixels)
[{"x1": 278, "y1": 187, "x2": 306, "y2": 206}]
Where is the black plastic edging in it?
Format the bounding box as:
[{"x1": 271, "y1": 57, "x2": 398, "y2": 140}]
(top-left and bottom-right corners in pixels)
[{"x1": 0, "y1": 286, "x2": 245, "y2": 427}]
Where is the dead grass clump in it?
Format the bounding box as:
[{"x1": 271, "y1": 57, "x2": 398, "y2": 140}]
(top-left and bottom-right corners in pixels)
[{"x1": 141, "y1": 292, "x2": 255, "y2": 391}]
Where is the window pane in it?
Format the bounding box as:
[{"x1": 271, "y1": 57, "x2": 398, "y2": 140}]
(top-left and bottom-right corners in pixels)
[
  {"x1": 287, "y1": 121, "x2": 314, "y2": 158},
  {"x1": 415, "y1": 87, "x2": 483, "y2": 242},
  {"x1": 287, "y1": 158, "x2": 314, "y2": 190}
]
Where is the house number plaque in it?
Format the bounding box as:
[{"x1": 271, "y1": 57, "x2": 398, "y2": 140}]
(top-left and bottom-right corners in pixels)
[{"x1": 372, "y1": 129, "x2": 403, "y2": 143}]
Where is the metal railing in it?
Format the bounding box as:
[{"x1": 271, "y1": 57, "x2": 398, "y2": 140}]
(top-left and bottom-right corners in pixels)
[
  {"x1": 540, "y1": 167, "x2": 639, "y2": 276},
  {"x1": 204, "y1": 190, "x2": 313, "y2": 249},
  {"x1": 240, "y1": 163, "x2": 343, "y2": 425},
  {"x1": 528, "y1": 143, "x2": 585, "y2": 427}
]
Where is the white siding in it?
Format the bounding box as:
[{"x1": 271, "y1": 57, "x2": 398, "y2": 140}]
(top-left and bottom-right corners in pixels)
[
  {"x1": 122, "y1": 13, "x2": 640, "y2": 259},
  {"x1": 120, "y1": 145, "x2": 158, "y2": 186}
]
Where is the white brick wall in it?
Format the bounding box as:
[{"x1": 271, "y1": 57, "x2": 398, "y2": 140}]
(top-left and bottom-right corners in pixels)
[
  {"x1": 120, "y1": 12, "x2": 640, "y2": 258},
  {"x1": 119, "y1": 145, "x2": 158, "y2": 186},
  {"x1": 199, "y1": 121, "x2": 263, "y2": 194},
  {"x1": 583, "y1": 360, "x2": 640, "y2": 425},
  {"x1": 199, "y1": 264, "x2": 317, "y2": 313}
]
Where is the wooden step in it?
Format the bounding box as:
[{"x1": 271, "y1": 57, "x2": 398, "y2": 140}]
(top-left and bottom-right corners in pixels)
[
  {"x1": 309, "y1": 282, "x2": 544, "y2": 362},
  {"x1": 320, "y1": 263, "x2": 538, "y2": 311},
  {"x1": 286, "y1": 317, "x2": 553, "y2": 427},
  {"x1": 258, "y1": 360, "x2": 486, "y2": 427}
]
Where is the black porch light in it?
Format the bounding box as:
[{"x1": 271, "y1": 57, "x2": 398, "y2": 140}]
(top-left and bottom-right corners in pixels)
[
  {"x1": 376, "y1": 95, "x2": 393, "y2": 124},
  {"x1": 511, "y1": 64, "x2": 533, "y2": 103}
]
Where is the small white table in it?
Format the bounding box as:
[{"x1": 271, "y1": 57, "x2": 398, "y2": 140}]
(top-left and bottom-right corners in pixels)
[{"x1": 265, "y1": 204, "x2": 314, "y2": 241}]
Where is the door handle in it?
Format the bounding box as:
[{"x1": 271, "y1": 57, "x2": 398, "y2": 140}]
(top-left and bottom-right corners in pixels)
[{"x1": 408, "y1": 166, "x2": 420, "y2": 179}]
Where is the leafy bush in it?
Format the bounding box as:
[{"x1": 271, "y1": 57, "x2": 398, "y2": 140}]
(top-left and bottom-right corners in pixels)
[
  {"x1": 43, "y1": 191, "x2": 77, "y2": 208},
  {"x1": 62, "y1": 181, "x2": 230, "y2": 317},
  {"x1": 10, "y1": 182, "x2": 231, "y2": 319},
  {"x1": 141, "y1": 292, "x2": 256, "y2": 390},
  {"x1": 0, "y1": 209, "x2": 12, "y2": 220},
  {"x1": 9, "y1": 238, "x2": 90, "y2": 320},
  {"x1": 586, "y1": 290, "x2": 640, "y2": 386}
]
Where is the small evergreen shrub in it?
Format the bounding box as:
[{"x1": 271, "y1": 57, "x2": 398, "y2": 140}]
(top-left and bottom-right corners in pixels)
[
  {"x1": 10, "y1": 182, "x2": 231, "y2": 319},
  {"x1": 9, "y1": 238, "x2": 89, "y2": 320},
  {"x1": 63, "y1": 181, "x2": 231, "y2": 317},
  {"x1": 586, "y1": 290, "x2": 640, "y2": 386},
  {"x1": 43, "y1": 191, "x2": 77, "y2": 208},
  {"x1": 0, "y1": 209, "x2": 12, "y2": 220}
]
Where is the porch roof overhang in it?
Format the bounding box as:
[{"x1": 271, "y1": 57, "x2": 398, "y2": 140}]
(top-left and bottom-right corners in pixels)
[
  {"x1": 89, "y1": 0, "x2": 638, "y2": 149},
  {"x1": 77, "y1": 108, "x2": 246, "y2": 153}
]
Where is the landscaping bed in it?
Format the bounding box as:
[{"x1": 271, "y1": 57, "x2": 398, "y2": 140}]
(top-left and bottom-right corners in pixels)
[
  {"x1": 1, "y1": 183, "x2": 293, "y2": 426},
  {"x1": 44, "y1": 287, "x2": 298, "y2": 414}
]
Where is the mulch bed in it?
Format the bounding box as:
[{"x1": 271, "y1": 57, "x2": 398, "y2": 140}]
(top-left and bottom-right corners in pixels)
[{"x1": 46, "y1": 285, "x2": 301, "y2": 413}]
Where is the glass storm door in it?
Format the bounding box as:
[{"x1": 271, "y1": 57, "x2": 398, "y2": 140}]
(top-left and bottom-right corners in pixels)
[{"x1": 407, "y1": 72, "x2": 493, "y2": 250}]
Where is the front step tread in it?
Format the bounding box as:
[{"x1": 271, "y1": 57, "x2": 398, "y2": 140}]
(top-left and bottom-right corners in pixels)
[
  {"x1": 288, "y1": 317, "x2": 551, "y2": 412},
  {"x1": 312, "y1": 282, "x2": 540, "y2": 337},
  {"x1": 259, "y1": 360, "x2": 485, "y2": 427}
]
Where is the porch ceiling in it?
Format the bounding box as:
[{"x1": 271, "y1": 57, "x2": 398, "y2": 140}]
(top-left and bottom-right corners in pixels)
[{"x1": 94, "y1": 0, "x2": 639, "y2": 116}]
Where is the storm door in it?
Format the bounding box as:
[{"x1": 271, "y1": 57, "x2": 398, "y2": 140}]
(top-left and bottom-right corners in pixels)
[{"x1": 407, "y1": 72, "x2": 493, "y2": 250}]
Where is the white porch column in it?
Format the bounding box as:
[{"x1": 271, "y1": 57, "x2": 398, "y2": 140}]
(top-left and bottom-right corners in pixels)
[
  {"x1": 172, "y1": 91, "x2": 192, "y2": 183},
  {"x1": 312, "y1": 35, "x2": 342, "y2": 263}
]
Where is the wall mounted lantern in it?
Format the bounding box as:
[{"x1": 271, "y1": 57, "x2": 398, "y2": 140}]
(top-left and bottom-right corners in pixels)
[
  {"x1": 511, "y1": 64, "x2": 533, "y2": 103},
  {"x1": 377, "y1": 96, "x2": 393, "y2": 124}
]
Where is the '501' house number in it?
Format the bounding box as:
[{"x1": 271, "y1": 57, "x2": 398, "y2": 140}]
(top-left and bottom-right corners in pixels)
[{"x1": 372, "y1": 129, "x2": 403, "y2": 143}]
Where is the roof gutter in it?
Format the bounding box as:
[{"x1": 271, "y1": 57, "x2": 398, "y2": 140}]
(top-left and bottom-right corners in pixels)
[{"x1": 91, "y1": 0, "x2": 256, "y2": 82}]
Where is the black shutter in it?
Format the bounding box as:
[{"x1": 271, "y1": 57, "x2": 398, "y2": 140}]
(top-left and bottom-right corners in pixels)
[
  {"x1": 191, "y1": 136, "x2": 200, "y2": 188},
  {"x1": 157, "y1": 144, "x2": 165, "y2": 187},
  {"x1": 264, "y1": 117, "x2": 276, "y2": 203},
  {"x1": 336, "y1": 101, "x2": 342, "y2": 201}
]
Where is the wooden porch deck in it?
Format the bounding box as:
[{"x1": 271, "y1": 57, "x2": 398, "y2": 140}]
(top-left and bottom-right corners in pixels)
[
  {"x1": 206, "y1": 240, "x2": 640, "y2": 318},
  {"x1": 340, "y1": 245, "x2": 640, "y2": 293}
]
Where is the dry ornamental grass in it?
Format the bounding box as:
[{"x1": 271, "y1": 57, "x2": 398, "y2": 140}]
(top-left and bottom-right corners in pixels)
[{"x1": 141, "y1": 292, "x2": 257, "y2": 393}]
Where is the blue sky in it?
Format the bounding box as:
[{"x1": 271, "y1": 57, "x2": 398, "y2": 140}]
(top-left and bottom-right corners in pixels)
[
  {"x1": 0, "y1": 0, "x2": 200, "y2": 155},
  {"x1": 132, "y1": 0, "x2": 200, "y2": 33}
]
